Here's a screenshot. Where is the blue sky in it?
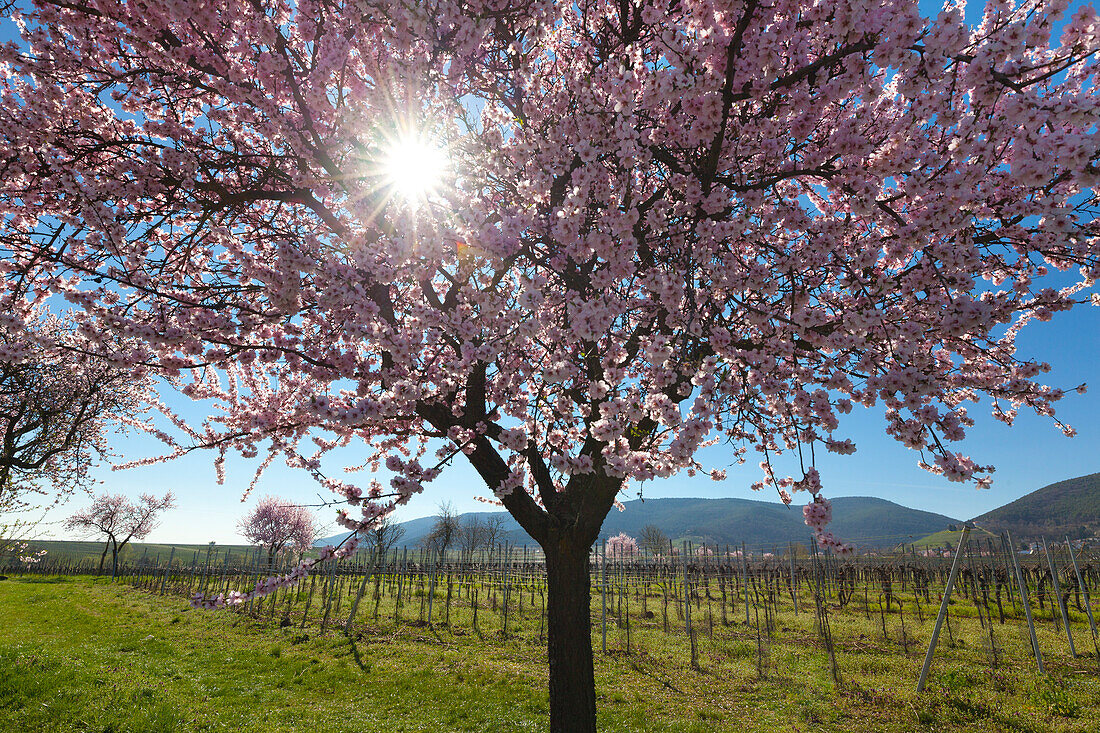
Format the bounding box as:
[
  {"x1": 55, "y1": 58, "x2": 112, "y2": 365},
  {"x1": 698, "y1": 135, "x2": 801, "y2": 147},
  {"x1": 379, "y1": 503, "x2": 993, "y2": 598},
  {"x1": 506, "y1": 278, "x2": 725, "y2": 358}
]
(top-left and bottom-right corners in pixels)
[{"x1": 6, "y1": 2, "x2": 1098, "y2": 545}]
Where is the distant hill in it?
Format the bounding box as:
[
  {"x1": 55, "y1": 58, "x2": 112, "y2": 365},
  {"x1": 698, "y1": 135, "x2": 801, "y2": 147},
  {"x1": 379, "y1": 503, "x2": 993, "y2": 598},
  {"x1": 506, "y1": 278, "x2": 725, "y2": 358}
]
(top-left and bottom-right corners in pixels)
[
  {"x1": 318, "y1": 496, "x2": 959, "y2": 552},
  {"x1": 973, "y1": 472, "x2": 1100, "y2": 540}
]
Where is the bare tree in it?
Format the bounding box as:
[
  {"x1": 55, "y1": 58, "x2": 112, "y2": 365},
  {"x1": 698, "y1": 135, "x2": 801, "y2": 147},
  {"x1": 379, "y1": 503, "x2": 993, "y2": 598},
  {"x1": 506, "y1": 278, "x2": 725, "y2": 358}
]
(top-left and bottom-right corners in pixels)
[
  {"x1": 359, "y1": 515, "x2": 406, "y2": 563},
  {"x1": 423, "y1": 502, "x2": 461, "y2": 560},
  {"x1": 483, "y1": 514, "x2": 509, "y2": 559},
  {"x1": 458, "y1": 516, "x2": 491, "y2": 560},
  {"x1": 638, "y1": 524, "x2": 669, "y2": 558},
  {"x1": 65, "y1": 492, "x2": 175, "y2": 577}
]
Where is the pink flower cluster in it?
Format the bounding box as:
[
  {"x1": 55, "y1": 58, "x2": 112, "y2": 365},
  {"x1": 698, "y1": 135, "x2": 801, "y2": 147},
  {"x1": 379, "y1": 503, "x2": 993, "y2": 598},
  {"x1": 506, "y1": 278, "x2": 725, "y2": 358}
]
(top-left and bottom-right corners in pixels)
[
  {"x1": 8, "y1": 542, "x2": 47, "y2": 564},
  {"x1": 803, "y1": 493, "x2": 852, "y2": 555},
  {"x1": 606, "y1": 532, "x2": 638, "y2": 559}
]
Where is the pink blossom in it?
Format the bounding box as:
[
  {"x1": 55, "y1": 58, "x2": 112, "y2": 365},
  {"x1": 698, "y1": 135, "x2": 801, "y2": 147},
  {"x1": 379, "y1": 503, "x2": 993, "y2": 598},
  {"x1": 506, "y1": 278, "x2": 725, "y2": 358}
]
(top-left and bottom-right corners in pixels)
[
  {"x1": 238, "y1": 496, "x2": 316, "y2": 564},
  {"x1": 606, "y1": 532, "x2": 638, "y2": 559}
]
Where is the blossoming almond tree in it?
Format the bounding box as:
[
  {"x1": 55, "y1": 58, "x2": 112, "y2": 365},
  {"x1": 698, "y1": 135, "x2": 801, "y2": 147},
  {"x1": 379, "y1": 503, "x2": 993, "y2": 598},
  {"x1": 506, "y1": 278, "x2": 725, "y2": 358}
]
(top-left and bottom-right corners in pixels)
[
  {"x1": 0, "y1": 310, "x2": 137, "y2": 513},
  {"x1": 2, "y1": 0, "x2": 1099, "y2": 729},
  {"x1": 0, "y1": 306, "x2": 140, "y2": 566},
  {"x1": 238, "y1": 495, "x2": 316, "y2": 566},
  {"x1": 606, "y1": 532, "x2": 639, "y2": 560},
  {"x1": 64, "y1": 492, "x2": 175, "y2": 577}
]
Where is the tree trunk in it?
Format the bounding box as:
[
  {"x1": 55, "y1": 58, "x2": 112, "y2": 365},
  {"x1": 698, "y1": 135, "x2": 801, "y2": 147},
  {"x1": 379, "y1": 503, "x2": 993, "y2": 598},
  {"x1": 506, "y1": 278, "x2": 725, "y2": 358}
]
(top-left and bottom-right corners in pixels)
[
  {"x1": 544, "y1": 540, "x2": 596, "y2": 733},
  {"x1": 98, "y1": 542, "x2": 109, "y2": 575},
  {"x1": 111, "y1": 541, "x2": 119, "y2": 579}
]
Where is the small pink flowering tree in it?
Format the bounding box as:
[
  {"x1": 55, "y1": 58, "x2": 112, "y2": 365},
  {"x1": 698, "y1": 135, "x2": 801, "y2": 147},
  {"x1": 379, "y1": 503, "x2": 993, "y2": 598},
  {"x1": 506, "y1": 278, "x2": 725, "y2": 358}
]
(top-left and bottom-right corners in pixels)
[
  {"x1": 3, "y1": 1, "x2": 1100, "y2": 729},
  {"x1": 0, "y1": 310, "x2": 138, "y2": 568},
  {"x1": 238, "y1": 496, "x2": 316, "y2": 566},
  {"x1": 605, "y1": 532, "x2": 638, "y2": 560},
  {"x1": 64, "y1": 492, "x2": 175, "y2": 577}
]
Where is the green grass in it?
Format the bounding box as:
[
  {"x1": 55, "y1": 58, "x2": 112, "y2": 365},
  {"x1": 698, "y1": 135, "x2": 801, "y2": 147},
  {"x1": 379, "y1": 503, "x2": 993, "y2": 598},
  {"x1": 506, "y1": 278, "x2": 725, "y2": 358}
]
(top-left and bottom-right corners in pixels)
[
  {"x1": 1, "y1": 576, "x2": 1099, "y2": 732},
  {"x1": 909, "y1": 527, "x2": 998, "y2": 550},
  {"x1": 21, "y1": 540, "x2": 258, "y2": 565}
]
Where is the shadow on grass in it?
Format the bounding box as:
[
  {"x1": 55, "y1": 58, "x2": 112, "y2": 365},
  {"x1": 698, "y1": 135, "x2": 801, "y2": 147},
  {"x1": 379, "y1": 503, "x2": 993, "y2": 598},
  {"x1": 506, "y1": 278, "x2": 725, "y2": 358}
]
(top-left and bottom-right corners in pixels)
[
  {"x1": 344, "y1": 631, "x2": 372, "y2": 672},
  {"x1": 6, "y1": 575, "x2": 73, "y2": 585}
]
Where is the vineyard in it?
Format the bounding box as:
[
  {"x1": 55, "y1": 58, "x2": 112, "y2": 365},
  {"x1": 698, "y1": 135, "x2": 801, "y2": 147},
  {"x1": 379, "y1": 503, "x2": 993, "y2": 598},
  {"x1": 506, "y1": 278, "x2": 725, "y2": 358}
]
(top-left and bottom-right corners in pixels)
[{"x1": 7, "y1": 534, "x2": 1100, "y2": 686}]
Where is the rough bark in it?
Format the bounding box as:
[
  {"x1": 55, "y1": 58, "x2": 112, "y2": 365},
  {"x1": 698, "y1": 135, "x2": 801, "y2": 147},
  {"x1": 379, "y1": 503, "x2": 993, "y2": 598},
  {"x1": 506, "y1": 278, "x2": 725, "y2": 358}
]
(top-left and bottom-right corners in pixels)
[{"x1": 544, "y1": 538, "x2": 597, "y2": 733}]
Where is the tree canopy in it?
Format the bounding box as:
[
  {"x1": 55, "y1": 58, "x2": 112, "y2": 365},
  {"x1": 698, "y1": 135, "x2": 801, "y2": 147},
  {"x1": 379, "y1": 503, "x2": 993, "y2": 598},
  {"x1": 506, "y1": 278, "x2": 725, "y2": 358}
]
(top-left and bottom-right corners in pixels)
[
  {"x1": 65, "y1": 491, "x2": 175, "y2": 577},
  {"x1": 0, "y1": 312, "x2": 137, "y2": 512},
  {"x1": 238, "y1": 494, "x2": 316, "y2": 564}
]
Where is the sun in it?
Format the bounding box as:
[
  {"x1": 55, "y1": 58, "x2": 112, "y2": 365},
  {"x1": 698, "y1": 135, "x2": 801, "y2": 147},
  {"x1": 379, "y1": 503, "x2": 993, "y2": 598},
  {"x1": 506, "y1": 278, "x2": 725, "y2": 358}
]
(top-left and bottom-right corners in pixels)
[{"x1": 381, "y1": 133, "x2": 449, "y2": 206}]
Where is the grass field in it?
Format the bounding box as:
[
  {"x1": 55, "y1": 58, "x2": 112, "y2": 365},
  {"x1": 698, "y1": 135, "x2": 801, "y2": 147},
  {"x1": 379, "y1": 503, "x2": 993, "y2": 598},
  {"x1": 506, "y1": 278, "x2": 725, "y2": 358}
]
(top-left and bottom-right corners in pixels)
[
  {"x1": 909, "y1": 528, "x2": 998, "y2": 551},
  {"x1": 1, "y1": 575, "x2": 1099, "y2": 732},
  {"x1": 23, "y1": 540, "x2": 259, "y2": 565}
]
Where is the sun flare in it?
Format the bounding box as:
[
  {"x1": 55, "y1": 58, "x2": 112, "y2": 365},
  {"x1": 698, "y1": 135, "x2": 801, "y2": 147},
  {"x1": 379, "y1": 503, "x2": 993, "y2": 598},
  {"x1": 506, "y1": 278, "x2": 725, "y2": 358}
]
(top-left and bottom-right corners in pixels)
[{"x1": 381, "y1": 134, "x2": 449, "y2": 206}]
